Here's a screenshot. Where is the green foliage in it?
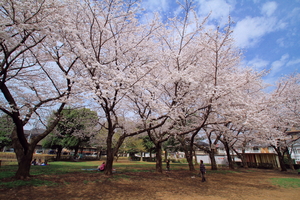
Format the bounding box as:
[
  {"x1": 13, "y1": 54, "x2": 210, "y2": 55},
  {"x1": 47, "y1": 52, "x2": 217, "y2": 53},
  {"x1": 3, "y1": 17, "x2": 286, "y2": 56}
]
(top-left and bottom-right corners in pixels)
[
  {"x1": 43, "y1": 108, "x2": 98, "y2": 151},
  {"x1": 163, "y1": 136, "x2": 182, "y2": 152},
  {"x1": 170, "y1": 158, "x2": 188, "y2": 163},
  {"x1": 121, "y1": 136, "x2": 146, "y2": 154},
  {"x1": 270, "y1": 178, "x2": 300, "y2": 188},
  {"x1": 142, "y1": 136, "x2": 155, "y2": 152},
  {"x1": 0, "y1": 114, "x2": 14, "y2": 150}
]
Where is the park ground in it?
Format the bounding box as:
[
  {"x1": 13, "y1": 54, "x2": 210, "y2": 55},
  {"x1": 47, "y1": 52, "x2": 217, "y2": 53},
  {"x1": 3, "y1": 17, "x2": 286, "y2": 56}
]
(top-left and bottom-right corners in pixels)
[{"x1": 0, "y1": 160, "x2": 300, "y2": 200}]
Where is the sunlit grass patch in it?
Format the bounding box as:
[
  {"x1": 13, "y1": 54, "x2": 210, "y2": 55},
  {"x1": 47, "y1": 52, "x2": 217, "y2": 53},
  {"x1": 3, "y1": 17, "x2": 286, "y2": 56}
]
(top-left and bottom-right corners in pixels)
[{"x1": 270, "y1": 178, "x2": 300, "y2": 188}]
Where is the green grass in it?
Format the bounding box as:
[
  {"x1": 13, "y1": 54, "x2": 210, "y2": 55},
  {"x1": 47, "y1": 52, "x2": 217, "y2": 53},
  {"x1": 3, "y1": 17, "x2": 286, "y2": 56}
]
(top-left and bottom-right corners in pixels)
[
  {"x1": 0, "y1": 160, "x2": 182, "y2": 188},
  {"x1": 0, "y1": 161, "x2": 100, "y2": 189},
  {"x1": 270, "y1": 178, "x2": 300, "y2": 188},
  {"x1": 3, "y1": 160, "x2": 298, "y2": 190},
  {"x1": 0, "y1": 179, "x2": 57, "y2": 188},
  {"x1": 207, "y1": 170, "x2": 239, "y2": 174}
]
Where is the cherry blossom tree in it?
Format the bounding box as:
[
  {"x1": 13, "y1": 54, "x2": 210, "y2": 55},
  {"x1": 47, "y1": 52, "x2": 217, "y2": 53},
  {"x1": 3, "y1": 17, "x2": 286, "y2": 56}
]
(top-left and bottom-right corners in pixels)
[
  {"x1": 254, "y1": 73, "x2": 300, "y2": 171},
  {"x1": 0, "y1": 0, "x2": 79, "y2": 179},
  {"x1": 61, "y1": 0, "x2": 168, "y2": 175}
]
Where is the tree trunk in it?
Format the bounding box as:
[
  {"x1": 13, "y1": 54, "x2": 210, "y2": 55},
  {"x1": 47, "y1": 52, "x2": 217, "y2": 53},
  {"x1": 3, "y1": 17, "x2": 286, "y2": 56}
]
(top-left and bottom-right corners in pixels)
[
  {"x1": 74, "y1": 144, "x2": 80, "y2": 159},
  {"x1": 106, "y1": 149, "x2": 114, "y2": 175},
  {"x1": 105, "y1": 132, "x2": 114, "y2": 175},
  {"x1": 185, "y1": 149, "x2": 195, "y2": 171},
  {"x1": 285, "y1": 147, "x2": 295, "y2": 170},
  {"x1": 56, "y1": 147, "x2": 62, "y2": 161},
  {"x1": 277, "y1": 150, "x2": 287, "y2": 171},
  {"x1": 14, "y1": 139, "x2": 34, "y2": 179},
  {"x1": 15, "y1": 151, "x2": 34, "y2": 179},
  {"x1": 223, "y1": 141, "x2": 234, "y2": 169},
  {"x1": 12, "y1": 130, "x2": 35, "y2": 179},
  {"x1": 241, "y1": 149, "x2": 248, "y2": 169},
  {"x1": 208, "y1": 149, "x2": 218, "y2": 170},
  {"x1": 155, "y1": 142, "x2": 163, "y2": 173},
  {"x1": 193, "y1": 149, "x2": 198, "y2": 165}
]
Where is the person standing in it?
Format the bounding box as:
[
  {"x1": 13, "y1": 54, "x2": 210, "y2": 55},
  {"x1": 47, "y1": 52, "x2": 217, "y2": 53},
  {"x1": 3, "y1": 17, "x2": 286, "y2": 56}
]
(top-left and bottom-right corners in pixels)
[
  {"x1": 200, "y1": 160, "x2": 206, "y2": 182},
  {"x1": 166, "y1": 159, "x2": 170, "y2": 171}
]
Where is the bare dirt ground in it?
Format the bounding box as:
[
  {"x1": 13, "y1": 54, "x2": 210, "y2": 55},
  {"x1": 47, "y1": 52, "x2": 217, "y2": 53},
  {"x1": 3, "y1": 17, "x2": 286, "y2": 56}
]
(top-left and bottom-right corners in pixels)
[{"x1": 0, "y1": 168, "x2": 299, "y2": 200}]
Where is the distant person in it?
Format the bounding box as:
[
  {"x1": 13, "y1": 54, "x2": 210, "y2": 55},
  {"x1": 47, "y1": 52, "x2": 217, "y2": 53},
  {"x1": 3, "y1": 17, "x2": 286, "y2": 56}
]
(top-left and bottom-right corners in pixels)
[
  {"x1": 166, "y1": 159, "x2": 170, "y2": 171},
  {"x1": 37, "y1": 159, "x2": 42, "y2": 165},
  {"x1": 98, "y1": 162, "x2": 106, "y2": 171},
  {"x1": 31, "y1": 159, "x2": 37, "y2": 165},
  {"x1": 200, "y1": 160, "x2": 206, "y2": 182}
]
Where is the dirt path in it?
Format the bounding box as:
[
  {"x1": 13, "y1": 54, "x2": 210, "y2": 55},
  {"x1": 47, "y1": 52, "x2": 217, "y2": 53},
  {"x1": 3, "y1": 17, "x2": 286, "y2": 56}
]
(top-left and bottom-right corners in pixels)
[{"x1": 1, "y1": 169, "x2": 299, "y2": 200}]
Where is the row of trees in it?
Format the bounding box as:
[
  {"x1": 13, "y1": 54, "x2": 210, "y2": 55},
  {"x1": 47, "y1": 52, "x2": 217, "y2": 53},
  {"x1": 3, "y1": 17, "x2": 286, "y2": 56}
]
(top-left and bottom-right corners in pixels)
[{"x1": 1, "y1": 0, "x2": 299, "y2": 179}]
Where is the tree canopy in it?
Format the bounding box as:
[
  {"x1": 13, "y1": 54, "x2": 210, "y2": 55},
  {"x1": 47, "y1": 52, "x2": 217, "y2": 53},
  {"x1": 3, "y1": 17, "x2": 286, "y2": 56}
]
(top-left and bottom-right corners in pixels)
[{"x1": 0, "y1": 0, "x2": 299, "y2": 178}]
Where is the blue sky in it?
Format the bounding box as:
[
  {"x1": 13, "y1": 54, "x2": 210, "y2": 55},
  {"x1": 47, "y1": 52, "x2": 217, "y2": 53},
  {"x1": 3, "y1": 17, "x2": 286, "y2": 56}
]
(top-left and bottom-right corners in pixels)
[{"x1": 140, "y1": 0, "x2": 300, "y2": 86}]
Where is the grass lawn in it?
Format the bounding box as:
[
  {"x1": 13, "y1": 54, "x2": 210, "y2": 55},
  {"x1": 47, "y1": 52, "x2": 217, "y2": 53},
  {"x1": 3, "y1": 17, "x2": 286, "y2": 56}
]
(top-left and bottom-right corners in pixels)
[
  {"x1": 1, "y1": 160, "x2": 299, "y2": 189},
  {"x1": 1, "y1": 160, "x2": 300, "y2": 200}
]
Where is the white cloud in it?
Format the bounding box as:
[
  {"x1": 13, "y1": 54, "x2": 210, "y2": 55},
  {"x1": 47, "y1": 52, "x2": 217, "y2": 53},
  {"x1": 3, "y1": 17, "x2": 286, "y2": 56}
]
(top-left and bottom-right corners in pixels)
[
  {"x1": 261, "y1": 1, "x2": 277, "y2": 17},
  {"x1": 287, "y1": 58, "x2": 300, "y2": 67},
  {"x1": 247, "y1": 57, "x2": 270, "y2": 71},
  {"x1": 276, "y1": 37, "x2": 286, "y2": 47},
  {"x1": 233, "y1": 16, "x2": 277, "y2": 48},
  {"x1": 195, "y1": 0, "x2": 236, "y2": 25},
  {"x1": 141, "y1": 0, "x2": 169, "y2": 13},
  {"x1": 270, "y1": 54, "x2": 289, "y2": 74}
]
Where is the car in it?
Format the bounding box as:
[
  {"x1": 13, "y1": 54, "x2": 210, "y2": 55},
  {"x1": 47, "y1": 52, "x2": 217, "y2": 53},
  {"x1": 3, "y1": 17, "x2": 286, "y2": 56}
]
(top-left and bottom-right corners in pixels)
[
  {"x1": 48, "y1": 150, "x2": 56, "y2": 154},
  {"x1": 35, "y1": 150, "x2": 43, "y2": 154},
  {"x1": 4, "y1": 148, "x2": 14, "y2": 153},
  {"x1": 83, "y1": 152, "x2": 92, "y2": 157}
]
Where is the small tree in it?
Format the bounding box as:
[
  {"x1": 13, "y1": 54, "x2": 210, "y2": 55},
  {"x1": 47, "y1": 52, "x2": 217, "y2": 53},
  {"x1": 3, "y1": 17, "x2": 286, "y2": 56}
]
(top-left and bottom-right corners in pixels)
[
  {"x1": 44, "y1": 107, "x2": 99, "y2": 159},
  {"x1": 0, "y1": 114, "x2": 14, "y2": 151}
]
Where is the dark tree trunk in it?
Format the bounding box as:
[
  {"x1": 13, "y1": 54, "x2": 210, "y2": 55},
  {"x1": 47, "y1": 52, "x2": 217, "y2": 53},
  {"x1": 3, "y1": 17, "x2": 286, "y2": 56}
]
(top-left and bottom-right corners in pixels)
[
  {"x1": 99, "y1": 150, "x2": 103, "y2": 160},
  {"x1": 12, "y1": 129, "x2": 34, "y2": 179},
  {"x1": 73, "y1": 142, "x2": 80, "y2": 159},
  {"x1": 223, "y1": 141, "x2": 234, "y2": 169},
  {"x1": 105, "y1": 132, "x2": 114, "y2": 175},
  {"x1": 182, "y1": 147, "x2": 195, "y2": 171},
  {"x1": 273, "y1": 146, "x2": 287, "y2": 171},
  {"x1": 106, "y1": 149, "x2": 114, "y2": 175},
  {"x1": 193, "y1": 149, "x2": 198, "y2": 165},
  {"x1": 208, "y1": 149, "x2": 218, "y2": 170},
  {"x1": 155, "y1": 142, "x2": 163, "y2": 173},
  {"x1": 232, "y1": 148, "x2": 248, "y2": 169},
  {"x1": 278, "y1": 151, "x2": 287, "y2": 171},
  {"x1": 186, "y1": 151, "x2": 195, "y2": 171},
  {"x1": 14, "y1": 146, "x2": 35, "y2": 179},
  {"x1": 285, "y1": 147, "x2": 295, "y2": 170},
  {"x1": 241, "y1": 149, "x2": 248, "y2": 169},
  {"x1": 56, "y1": 147, "x2": 62, "y2": 161}
]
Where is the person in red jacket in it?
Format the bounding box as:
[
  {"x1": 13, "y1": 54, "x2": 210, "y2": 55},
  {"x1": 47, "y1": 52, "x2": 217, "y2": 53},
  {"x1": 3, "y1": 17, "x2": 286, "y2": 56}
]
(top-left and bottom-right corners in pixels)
[{"x1": 98, "y1": 162, "x2": 106, "y2": 171}]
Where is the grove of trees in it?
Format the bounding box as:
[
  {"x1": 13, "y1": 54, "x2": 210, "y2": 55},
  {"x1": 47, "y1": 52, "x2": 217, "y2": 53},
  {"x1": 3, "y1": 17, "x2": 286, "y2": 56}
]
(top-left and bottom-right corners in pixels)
[{"x1": 0, "y1": 0, "x2": 299, "y2": 179}]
